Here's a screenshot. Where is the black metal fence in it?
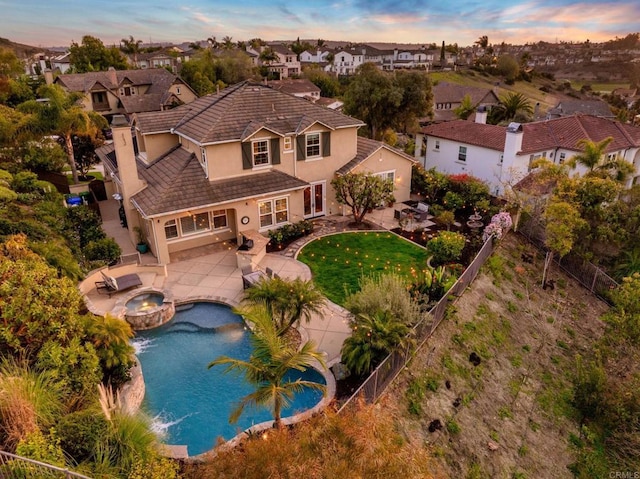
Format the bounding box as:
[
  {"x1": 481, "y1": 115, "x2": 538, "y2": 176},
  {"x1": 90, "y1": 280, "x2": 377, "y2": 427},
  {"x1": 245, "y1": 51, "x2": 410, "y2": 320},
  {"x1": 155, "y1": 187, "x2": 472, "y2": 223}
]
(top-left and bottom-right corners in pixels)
[
  {"x1": 338, "y1": 236, "x2": 496, "y2": 411},
  {"x1": 0, "y1": 451, "x2": 91, "y2": 479},
  {"x1": 517, "y1": 218, "x2": 618, "y2": 302}
]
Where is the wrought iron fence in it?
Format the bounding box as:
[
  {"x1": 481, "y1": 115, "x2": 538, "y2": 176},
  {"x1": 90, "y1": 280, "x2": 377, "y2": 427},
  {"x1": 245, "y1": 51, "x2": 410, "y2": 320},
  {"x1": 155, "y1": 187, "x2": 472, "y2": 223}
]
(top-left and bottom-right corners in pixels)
[
  {"x1": 0, "y1": 451, "x2": 91, "y2": 479},
  {"x1": 338, "y1": 236, "x2": 496, "y2": 412},
  {"x1": 517, "y1": 218, "x2": 618, "y2": 303}
]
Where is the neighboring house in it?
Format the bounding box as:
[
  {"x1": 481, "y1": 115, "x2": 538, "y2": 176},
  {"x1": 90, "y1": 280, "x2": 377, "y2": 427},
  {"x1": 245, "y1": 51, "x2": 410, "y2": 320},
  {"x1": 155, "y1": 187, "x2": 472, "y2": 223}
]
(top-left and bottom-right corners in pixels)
[
  {"x1": 249, "y1": 43, "x2": 301, "y2": 78},
  {"x1": 97, "y1": 81, "x2": 414, "y2": 264},
  {"x1": 129, "y1": 47, "x2": 188, "y2": 73},
  {"x1": 50, "y1": 68, "x2": 198, "y2": 120},
  {"x1": 546, "y1": 99, "x2": 615, "y2": 119},
  {"x1": 266, "y1": 79, "x2": 320, "y2": 100},
  {"x1": 51, "y1": 52, "x2": 71, "y2": 74},
  {"x1": 430, "y1": 82, "x2": 500, "y2": 123},
  {"x1": 415, "y1": 113, "x2": 640, "y2": 195},
  {"x1": 315, "y1": 97, "x2": 344, "y2": 111}
]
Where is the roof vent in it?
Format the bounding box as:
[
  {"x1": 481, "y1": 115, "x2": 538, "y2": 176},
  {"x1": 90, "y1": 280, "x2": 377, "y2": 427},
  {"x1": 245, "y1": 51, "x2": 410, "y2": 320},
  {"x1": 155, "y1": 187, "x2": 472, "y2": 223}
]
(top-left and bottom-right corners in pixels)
[{"x1": 506, "y1": 122, "x2": 523, "y2": 133}]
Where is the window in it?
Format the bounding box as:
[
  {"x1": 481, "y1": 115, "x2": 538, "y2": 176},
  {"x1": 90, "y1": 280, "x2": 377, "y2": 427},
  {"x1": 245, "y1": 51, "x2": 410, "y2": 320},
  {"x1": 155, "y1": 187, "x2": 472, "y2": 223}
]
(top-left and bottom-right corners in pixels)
[
  {"x1": 200, "y1": 148, "x2": 207, "y2": 166},
  {"x1": 306, "y1": 133, "x2": 321, "y2": 158},
  {"x1": 164, "y1": 219, "x2": 178, "y2": 239},
  {"x1": 180, "y1": 212, "x2": 210, "y2": 235},
  {"x1": 258, "y1": 197, "x2": 289, "y2": 229},
  {"x1": 120, "y1": 86, "x2": 133, "y2": 96},
  {"x1": 559, "y1": 152, "x2": 566, "y2": 164},
  {"x1": 176, "y1": 86, "x2": 181, "y2": 95},
  {"x1": 212, "y1": 209, "x2": 227, "y2": 229},
  {"x1": 375, "y1": 170, "x2": 395, "y2": 183},
  {"x1": 500, "y1": 154, "x2": 504, "y2": 164},
  {"x1": 92, "y1": 91, "x2": 107, "y2": 104},
  {"x1": 434, "y1": 140, "x2": 440, "y2": 151},
  {"x1": 458, "y1": 146, "x2": 467, "y2": 162},
  {"x1": 252, "y1": 140, "x2": 269, "y2": 166},
  {"x1": 283, "y1": 136, "x2": 292, "y2": 151}
]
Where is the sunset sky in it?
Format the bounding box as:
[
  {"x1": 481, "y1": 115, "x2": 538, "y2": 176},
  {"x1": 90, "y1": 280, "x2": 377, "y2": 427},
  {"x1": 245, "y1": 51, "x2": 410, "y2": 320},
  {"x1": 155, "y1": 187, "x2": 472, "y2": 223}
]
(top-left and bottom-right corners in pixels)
[{"x1": 1, "y1": 0, "x2": 638, "y2": 48}]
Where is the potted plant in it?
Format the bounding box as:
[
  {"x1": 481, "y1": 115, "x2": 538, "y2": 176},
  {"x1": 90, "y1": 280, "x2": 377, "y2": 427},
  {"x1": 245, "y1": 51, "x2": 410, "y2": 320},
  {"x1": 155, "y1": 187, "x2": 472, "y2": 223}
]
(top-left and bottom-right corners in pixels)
[{"x1": 133, "y1": 226, "x2": 149, "y2": 253}]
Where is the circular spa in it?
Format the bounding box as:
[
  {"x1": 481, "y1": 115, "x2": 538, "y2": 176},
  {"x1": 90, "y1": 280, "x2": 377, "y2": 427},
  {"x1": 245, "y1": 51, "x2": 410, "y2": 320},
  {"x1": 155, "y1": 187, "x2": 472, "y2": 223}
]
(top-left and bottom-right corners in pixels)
[
  {"x1": 132, "y1": 302, "x2": 327, "y2": 457},
  {"x1": 124, "y1": 291, "x2": 175, "y2": 330}
]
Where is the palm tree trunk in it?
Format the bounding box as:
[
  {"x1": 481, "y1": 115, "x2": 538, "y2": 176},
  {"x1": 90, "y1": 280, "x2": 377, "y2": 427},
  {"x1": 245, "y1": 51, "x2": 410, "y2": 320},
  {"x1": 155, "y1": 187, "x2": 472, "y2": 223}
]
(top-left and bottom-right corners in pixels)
[
  {"x1": 65, "y1": 134, "x2": 80, "y2": 184},
  {"x1": 274, "y1": 394, "x2": 282, "y2": 429}
]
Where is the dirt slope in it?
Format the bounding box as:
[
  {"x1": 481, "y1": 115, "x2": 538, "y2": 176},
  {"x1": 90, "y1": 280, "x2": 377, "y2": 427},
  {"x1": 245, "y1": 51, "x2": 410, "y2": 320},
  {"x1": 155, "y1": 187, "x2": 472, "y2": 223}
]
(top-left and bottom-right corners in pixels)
[{"x1": 386, "y1": 233, "x2": 609, "y2": 478}]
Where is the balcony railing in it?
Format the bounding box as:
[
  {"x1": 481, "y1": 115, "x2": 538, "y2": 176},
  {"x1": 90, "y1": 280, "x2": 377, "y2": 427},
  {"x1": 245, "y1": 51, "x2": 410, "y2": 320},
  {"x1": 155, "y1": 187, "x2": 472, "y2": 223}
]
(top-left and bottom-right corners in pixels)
[{"x1": 0, "y1": 450, "x2": 92, "y2": 479}]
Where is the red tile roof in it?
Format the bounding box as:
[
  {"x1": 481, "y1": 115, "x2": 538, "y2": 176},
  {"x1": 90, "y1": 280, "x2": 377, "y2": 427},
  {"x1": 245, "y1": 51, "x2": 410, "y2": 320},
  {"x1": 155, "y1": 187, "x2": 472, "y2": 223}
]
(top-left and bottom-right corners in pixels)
[{"x1": 422, "y1": 120, "x2": 506, "y2": 151}]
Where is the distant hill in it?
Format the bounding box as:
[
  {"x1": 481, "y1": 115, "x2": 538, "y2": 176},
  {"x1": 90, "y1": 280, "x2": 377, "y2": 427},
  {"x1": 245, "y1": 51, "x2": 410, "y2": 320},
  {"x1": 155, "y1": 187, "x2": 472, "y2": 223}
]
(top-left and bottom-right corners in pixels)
[{"x1": 0, "y1": 37, "x2": 52, "y2": 58}]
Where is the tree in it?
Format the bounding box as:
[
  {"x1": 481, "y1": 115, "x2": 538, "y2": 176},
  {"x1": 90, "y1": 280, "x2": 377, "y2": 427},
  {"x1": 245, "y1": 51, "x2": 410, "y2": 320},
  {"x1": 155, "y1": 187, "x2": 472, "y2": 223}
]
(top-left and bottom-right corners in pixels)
[
  {"x1": 331, "y1": 172, "x2": 394, "y2": 225},
  {"x1": 454, "y1": 94, "x2": 475, "y2": 120},
  {"x1": 572, "y1": 136, "x2": 613, "y2": 172},
  {"x1": 208, "y1": 308, "x2": 326, "y2": 429},
  {"x1": 0, "y1": 48, "x2": 25, "y2": 104},
  {"x1": 221, "y1": 36, "x2": 234, "y2": 50},
  {"x1": 207, "y1": 36, "x2": 218, "y2": 49},
  {"x1": 341, "y1": 309, "x2": 413, "y2": 376},
  {"x1": 120, "y1": 35, "x2": 142, "y2": 63},
  {"x1": 489, "y1": 91, "x2": 533, "y2": 124},
  {"x1": 69, "y1": 35, "x2": 127, "y2": 73},
  {"x1": 570, "y1": 136, "x2": 634, "y2": 182},
  {"x1": 343, "y1": 63, "x2": 402, "y2": 139},
  {"x1": 259, "y1": 47, "x2": 278, "y2": 64},
  {"x1": 240, "y1": 276, "x2": 326, "y2": 336},
  {"x1": 304, "y1": 67, "x2": 341, "y2": 97},
  {"x1": 392, "y1": 70, "x2": 433, "y2": 134},
  {"x1": 18, "y1": 84, "x2": 107, "y2": 184},
  {"x1": 496, "y1": 55, "x2": 519, "y2": 83},
  {"x1": 475, "y1": 35, "x2": 489, "y2": 49}
]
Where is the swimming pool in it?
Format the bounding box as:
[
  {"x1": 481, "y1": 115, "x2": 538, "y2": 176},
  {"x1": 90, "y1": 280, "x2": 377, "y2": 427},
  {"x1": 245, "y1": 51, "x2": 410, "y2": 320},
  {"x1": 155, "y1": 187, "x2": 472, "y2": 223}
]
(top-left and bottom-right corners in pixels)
[{"x1": 133, "y1": 302, "x2": 326, "y2": 456}]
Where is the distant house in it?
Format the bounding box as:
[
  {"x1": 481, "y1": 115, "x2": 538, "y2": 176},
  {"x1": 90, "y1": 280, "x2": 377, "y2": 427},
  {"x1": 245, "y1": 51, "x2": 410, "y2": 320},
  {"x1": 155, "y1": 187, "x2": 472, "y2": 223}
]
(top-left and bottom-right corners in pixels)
[
  {"x1": 546, "y1": 99, "x2": 615, "y2": 119},
  {"x1": 128, "y1": 47, "x2": 189, "y2": 73},
  {"x1": 430, "y1": 82, "x2": 500, "y2": 123},
  {"x1": 51, "y1": 52, "x2": 71, "y2": 74},
  {"x1": 96, "y1": 81, "x2": 414, "y2": 264},
  {"x1": 267, "y1": 79, "x2": 320, "y2": 100},
  {"x1": 50, "y1": 68, "x2": 197, "y2": 120},
  {"x1": 415, "y1": 113, "x2": 640, "y2": 195},
  {"x1": 249, "y1": 43, "x2": 300, "y2": 79}
]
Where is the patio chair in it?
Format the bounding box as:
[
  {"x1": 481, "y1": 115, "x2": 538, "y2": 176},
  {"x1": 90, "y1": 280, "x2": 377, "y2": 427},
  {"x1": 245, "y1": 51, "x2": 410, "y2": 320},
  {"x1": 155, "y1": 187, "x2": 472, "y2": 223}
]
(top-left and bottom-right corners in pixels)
[
  {"x1": 96, "y1": 271, "x2": 143, "y2": 297},
  {"x1": 413, "y1": 202, "x2": 430, "y2": 222},
  {"x1": 241, "y1": 266, "x2": 267, "y2": 289}
]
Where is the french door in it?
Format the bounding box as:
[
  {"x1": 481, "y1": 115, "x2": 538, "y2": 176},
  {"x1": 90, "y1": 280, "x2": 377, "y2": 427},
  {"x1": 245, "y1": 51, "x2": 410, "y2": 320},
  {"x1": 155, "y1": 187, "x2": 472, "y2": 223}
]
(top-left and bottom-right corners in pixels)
[{"x1": 303, "y1": 182, "x2": 325, "y2": 218}]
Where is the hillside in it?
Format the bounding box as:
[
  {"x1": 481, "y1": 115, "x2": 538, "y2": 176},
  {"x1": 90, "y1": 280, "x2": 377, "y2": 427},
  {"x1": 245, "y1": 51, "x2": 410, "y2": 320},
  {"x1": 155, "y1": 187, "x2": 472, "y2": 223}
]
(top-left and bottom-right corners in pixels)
[
  {"x1": 0, "y1": 37, "x2": 50, "y2": 58},
  {"x1": 386, "y1": 233, "x2": 610, "y2": 478},
  {"x1": 428, "y1": 70, "x2": 589, "y2": 116}
]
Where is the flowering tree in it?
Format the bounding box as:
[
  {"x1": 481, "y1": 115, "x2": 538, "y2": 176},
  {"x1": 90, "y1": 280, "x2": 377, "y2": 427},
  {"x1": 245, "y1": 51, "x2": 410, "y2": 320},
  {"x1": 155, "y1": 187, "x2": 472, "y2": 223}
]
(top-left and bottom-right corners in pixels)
[
  {"x1": 482, "y1": 211, "x2": 513, "y2": 242},
  {"x1": 331, "y1": 172, "x2": 394, "y2": 225}
]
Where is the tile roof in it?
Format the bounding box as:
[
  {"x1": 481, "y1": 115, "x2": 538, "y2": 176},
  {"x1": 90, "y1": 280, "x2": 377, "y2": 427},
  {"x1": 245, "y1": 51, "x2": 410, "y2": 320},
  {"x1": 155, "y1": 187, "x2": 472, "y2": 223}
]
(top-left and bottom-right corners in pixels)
[
  {"x1": 267, "y1": 79, "x2": 320, "y2": 95},
  {"x1": 97, "y1": 143, "x2": 309, "y2": 217},
  {"x1": 56, "y1": 68, "x2": 180, "y2": 93},
  {"x1": 336, "y1": 137, "x2": 415, "y2": 175},
  {"x1": 140, "y1": 81, "x2": 363, "y2": 144},
  {"x1": 548, "y1": 100, "x2": 614, "y2": 118},
  {"x1": 422, "y1": 120, "x2": 506, "y2": 151},
  {"x1": 433, "y1": 82, "x2": 499, "y2": 105},
  {"x1": 422, "y1": 115, "x2": 640, "y2": 155}
]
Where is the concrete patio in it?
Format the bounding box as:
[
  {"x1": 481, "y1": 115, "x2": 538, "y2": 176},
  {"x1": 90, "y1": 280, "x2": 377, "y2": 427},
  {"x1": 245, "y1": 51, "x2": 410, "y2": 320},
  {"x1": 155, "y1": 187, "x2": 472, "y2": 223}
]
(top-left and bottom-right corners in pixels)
[{"x1": 84, "y1": 200, "x2": 355, "y2": 365}]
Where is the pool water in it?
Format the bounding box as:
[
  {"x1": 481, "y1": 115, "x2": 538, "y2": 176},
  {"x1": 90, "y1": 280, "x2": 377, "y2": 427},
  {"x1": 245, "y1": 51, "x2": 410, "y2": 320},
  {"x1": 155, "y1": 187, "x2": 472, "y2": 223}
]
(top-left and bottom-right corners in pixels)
[
  {"x1": 133, "y1": 302, "x2": 326, "y2": 456},
  {"x1": 126, "y1": 292, "x2": 164, "y2": 313}
]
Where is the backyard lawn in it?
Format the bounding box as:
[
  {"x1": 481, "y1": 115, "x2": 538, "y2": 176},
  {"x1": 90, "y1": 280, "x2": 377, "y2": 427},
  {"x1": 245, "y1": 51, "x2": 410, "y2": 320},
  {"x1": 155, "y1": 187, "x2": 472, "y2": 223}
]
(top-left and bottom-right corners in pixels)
[{"x1": 297, "y1": 232, "x2": 429, "y2": 305}]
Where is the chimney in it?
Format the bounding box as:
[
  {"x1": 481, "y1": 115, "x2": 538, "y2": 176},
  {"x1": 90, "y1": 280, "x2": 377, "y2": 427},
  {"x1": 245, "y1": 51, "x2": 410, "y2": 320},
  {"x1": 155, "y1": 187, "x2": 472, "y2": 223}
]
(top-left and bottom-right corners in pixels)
[
  {"x1": 44, "y1": 69, "x2": 54, "y2": 85},
  {"x1": 107, "y1": 66, "x2": 117, "y2": 87},
  {"x1": 500, "y1": 122, "x2": 525, "y2": 192},
  {"x1": 111, "y1": 115, "x2": 145, "y2": 236},
  {"x1": 475, "y1": 105, "x2": 487, "y2": 124}
]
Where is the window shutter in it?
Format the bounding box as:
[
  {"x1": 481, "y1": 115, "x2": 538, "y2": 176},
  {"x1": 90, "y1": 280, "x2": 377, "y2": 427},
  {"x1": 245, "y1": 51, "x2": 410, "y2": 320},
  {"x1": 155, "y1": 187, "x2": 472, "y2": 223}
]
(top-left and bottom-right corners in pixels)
[
  {"x1": 241, "y1": 142, "x2": 252, "y2": 170},
  {"x1": 270, "y1": 138, "x2": 280, "y2": 165},
  {"x1": 296, "y1": 135, "x2": 305, "y2": 161},
  {"x1": 322, "y1": 132, "x2": 331, "y2": 157}
]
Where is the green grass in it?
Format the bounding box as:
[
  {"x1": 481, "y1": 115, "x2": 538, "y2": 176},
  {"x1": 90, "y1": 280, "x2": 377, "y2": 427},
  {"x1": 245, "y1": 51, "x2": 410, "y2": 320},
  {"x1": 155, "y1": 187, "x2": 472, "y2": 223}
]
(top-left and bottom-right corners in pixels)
[
  {"x1": 66, "y1": 171, "x2": 104, "y2": 184},
  {"x1": 297, "y1": 232, "x2": 429, "y2": 304}
]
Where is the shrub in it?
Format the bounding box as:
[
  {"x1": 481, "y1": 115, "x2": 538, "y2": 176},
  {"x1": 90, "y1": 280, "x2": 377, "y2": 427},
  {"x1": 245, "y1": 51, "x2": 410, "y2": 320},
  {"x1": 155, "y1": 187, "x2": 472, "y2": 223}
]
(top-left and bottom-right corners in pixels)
[
  {"x1": 57, "y1": 409, "x2": 109, "y2": 463},
  {"x1": 84, "y1": 237, "x2": 122, "y2": 264},
  {"x1": 268, "y1": 219, "x2": 314, "y2": 248},
  {"x1": 344, "y1": 273, "x2": 421, "y2": 326},
  {"x1": 427, "y1": 231, "x2": 466, "y2": 266}
]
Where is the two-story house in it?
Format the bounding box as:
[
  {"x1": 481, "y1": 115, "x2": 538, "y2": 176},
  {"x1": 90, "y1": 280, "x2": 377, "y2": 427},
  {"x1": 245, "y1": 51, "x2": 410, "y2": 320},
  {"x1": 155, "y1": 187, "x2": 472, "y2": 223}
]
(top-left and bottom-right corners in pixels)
[
  {"x1": 50, "y1": 68, "x2": 198, "y2": 121},
  {"x1": 415, "y1": 113, "x2": 640, "y2": 195},
  {"x1": 97, "y1": 81, "x2": 415, "y2": 264},
  {"x1": 430, "y1": 82, "x2": 500, "y2": 123}
]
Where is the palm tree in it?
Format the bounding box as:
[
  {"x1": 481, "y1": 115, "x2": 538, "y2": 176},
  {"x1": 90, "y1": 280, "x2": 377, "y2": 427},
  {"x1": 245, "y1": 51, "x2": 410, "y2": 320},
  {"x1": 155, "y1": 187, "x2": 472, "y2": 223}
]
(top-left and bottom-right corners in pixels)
[
  {"x1": 207, "y1": 36, "x2": 218, "y2": 49},
  {"x1": 208, "y1": 307, "x2": 326, "y2": 429},
  {"x1": 241, "y1": 276, "x2": 325, "y2": 336},
  {"x1": 569, "y1": 136, "x2": 634, "y2": 182},
  {"x1": 221, "y1": 36, "x2": 234, "y2": 50},
  {"x1": 490, "y1": 92, "x2": 533, "y2": 124},
  {"x1": 340, "y1": 309, "x2": 414, "y2": 376},
  {"x1": 85, "y1": 314, "x2": 134, "y2": 371},
  {"x1": 259, "y1": 47, "x2": 279, "y2": 65},
  {"x1": 475, "y1": 35, "x2": 489, "y2": 49},
  {"x1": 18, "y1": 84, "x2": 107, "y2": 184},
  {"x1": 454, "y1": 94, "x2": 475, "y2": 120},
  {"x1": 120, "y1": 35, "x2": 142, "y2": 63}
]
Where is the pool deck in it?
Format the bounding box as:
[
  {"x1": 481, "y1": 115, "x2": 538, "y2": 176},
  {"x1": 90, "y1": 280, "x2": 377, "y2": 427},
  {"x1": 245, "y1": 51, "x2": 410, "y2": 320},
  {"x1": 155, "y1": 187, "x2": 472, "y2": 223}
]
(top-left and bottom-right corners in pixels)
[{"x1": 84, "y1": 199, "x2": 433, "y2": 364}]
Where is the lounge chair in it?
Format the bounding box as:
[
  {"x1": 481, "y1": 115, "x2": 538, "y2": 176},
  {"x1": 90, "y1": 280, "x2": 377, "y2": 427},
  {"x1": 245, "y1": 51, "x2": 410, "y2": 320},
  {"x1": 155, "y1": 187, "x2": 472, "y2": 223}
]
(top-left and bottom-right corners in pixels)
[
  {"x1": 413, "y1": 202, "x2": 430, "y2": 222},
  {"x1": 96, "y1": 271, "x2": 143, "y2": 297}
]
